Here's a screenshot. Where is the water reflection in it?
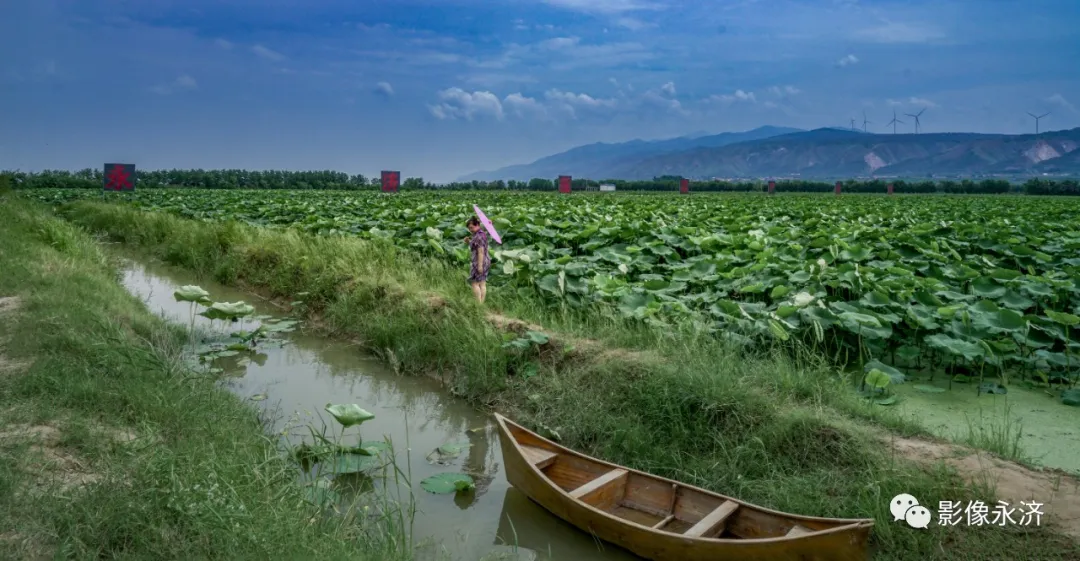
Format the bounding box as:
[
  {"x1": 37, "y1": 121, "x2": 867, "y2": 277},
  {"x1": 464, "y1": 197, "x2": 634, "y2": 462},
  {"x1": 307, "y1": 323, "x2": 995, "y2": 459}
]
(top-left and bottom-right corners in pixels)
[{"x1": 117, "y1": 253, "x2": 641, "y2": 561}]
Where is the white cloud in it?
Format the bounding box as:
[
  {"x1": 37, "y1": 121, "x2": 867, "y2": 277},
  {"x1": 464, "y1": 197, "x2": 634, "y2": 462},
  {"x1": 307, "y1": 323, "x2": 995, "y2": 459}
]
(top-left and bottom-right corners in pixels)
[
  {"x1": 768, "y1": 85, "x2": 800, "y2": 97},
  {"x1": 426, "y1": 36, "x2": 653, "y2": 73},
  {"x1": 513, "y1": 18, "x2": 557, "y2": 31},
  {"x1": 836, "y1": 54, "x2": 859, "y2": 67},
  {"x1": 614, "y1": 17, "x2": 655, "y2": 30},
  {"x1": 375, "y1": 81, "x2": 394, "y2": 96},
  {"x1": 541, "y1": 0, "x2": 662, "y2": 32},
  {"x1": 642, "y1": 92, "x2": 685, "y2": 114},
  {"x1": 503, "y1": 93, "x2": 547, "y2": 118},
  {"x1": 853, "y1": 20, "x2": 946, "y2": 44},
  {"x1": 214, "y1": 38, "x2": 232, "y2": 50},
  {"x1": 150, "y1": 74, "x2": 197, "y2": 95},
  {"x1": 544, "y1": 89, "x2": 619, "y2": 118},
  {"x1": 541, "y1": 0, "x2": 664, "y2": 14},
  {"x1": 1046, "y1": 93, "x2": 1077, "y2": 114},
  {"x1": 251, "y1": 44, "x2": 285, "y2": 61},
  {"x1": 428, "y1": 88, "x2": 505, "y2": 121},
  {"x1": 356, "y1": 22, "x2": 392, "y2": 32},
  {"x1": 709, "y1": 89, "x2": 756, "y2": 103},
  {"x1": 428, "y1": 81, "x2": 688, "y2": 122},
  {"x1": 352, "y1": 48, "x2": 466, "y2": 68},
  {"x1": 539, "y1": 36, "x2": 580, "y2": 50},
  {"x1": 886, "y1": 97, "x2": 938, "y2": 108}
]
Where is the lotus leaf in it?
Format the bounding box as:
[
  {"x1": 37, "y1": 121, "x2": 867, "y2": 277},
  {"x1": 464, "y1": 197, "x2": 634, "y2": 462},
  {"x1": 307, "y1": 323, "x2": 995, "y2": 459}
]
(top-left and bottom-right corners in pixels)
[
  {"x1": 324, "y1": 403, "x2": 375, "y2": 427},
  {"x1": 864, "y1": 360, "x2": 905, "y2": 384},
  {"x1": 864, "y1": 369, "x2": 891, "y2": 389},
  {"x1": 35, "y1": 188, "x2": 1080, "y2": 391},
  {"x1": 327, "y1": 453, "x2": 384, "y2": 474},
  {"x1": 199, "y1": 301, "x2": 256, "y2": 321},
  {"x1": 420, "y1": 473, "x2": 476, "y2": 494},
  {"x1": 426, "y1": 441, "x2": 473, "y2": 464},
  {"x1": 1046, "y1": 310, "x2": 1080, "y2": 326},
  {"x1": 174, "y1": 285, "x2": 212, "y2": 304}
]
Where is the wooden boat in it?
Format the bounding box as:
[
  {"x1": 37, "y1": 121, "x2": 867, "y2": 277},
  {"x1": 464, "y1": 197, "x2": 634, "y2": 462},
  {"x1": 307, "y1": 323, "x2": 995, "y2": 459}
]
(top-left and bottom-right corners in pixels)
[{"x1": 494, "y1": 413, "x2": 874, "y2": 561}]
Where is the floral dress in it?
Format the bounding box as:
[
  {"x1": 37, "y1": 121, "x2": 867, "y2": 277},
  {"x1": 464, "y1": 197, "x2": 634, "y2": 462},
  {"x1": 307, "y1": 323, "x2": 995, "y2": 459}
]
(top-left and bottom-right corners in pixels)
[{"x1": 469, "y1": 229, "x2": 491, "y2": 283}]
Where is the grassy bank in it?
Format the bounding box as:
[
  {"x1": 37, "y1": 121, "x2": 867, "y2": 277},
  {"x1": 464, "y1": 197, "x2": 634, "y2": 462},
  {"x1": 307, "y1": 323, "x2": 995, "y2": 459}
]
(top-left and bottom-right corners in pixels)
[
  {"x1": 55, "y1": 200, "x2": 1080, "y2": 560},
  {"x1": 0, "y1": 197, "x2": 412, "y2": 560}
]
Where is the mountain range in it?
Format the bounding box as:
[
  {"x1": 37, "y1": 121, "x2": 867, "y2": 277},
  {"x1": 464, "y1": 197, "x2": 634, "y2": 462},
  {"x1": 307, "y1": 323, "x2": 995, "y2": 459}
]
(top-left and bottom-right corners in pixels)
[{"x1": 458, "y1": 126, "x2": 1080, "y2": 181}]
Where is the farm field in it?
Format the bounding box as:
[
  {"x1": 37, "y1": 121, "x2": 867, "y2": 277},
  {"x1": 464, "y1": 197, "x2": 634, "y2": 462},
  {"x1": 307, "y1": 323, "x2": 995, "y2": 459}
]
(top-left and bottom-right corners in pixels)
[
  {"x1": 25, "y1": 189, "x2": 1080, "y2": 403},
  {"x1": 18, "y1": 188, "x2": 1080, "y2": 560}
]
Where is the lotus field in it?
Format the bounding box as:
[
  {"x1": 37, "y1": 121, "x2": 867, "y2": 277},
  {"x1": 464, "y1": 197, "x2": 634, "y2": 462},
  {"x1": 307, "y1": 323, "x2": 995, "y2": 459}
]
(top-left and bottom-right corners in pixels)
[{"x1": 27, "y1": 188, "x2": 1080, "y2": 395}]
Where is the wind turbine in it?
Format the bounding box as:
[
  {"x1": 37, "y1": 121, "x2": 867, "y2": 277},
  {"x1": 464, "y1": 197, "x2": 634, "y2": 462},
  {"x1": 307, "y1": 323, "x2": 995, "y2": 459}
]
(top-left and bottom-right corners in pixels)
[
  {"x1": 905, "y1": 108, "x2": 926, "y2": 134},
  {"x1": 886, "y1": 110, "x2": 904, "y2": 134},
  {"x1": 862, "y1": 110, "x2": 871, "y2": 133},
  {"x1": 850, "y1": 118, "x2": 857, "y2": 131},
  {"x1": 1027, "y1": 111, "x2": 1050, "y2": 135}
]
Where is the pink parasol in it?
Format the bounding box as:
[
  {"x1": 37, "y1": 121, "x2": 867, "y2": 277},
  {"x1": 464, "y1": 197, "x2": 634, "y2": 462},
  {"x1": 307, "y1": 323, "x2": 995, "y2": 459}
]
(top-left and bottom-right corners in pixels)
[{"x1": 473, "y1": 204, "x2": 502, "y2": 245}]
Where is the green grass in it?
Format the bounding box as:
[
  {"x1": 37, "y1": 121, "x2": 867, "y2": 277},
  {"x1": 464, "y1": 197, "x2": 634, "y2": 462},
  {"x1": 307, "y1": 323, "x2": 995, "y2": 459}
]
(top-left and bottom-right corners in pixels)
[
  {"x1": 50, "y1": 200, "x2": 1080, "y2": 560},
  {"x1": 0, "y1": 197, "x2": 416, "y2": 561},
  {"x1": 961, "y1": 401, "x2": 1027, "y2": 463}
]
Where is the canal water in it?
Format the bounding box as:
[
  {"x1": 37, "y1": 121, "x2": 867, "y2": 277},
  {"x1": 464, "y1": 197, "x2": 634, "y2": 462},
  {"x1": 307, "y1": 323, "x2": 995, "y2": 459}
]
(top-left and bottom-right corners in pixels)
[{"x1": 116, "y1": 253, "x2": 640, "y2": 561}]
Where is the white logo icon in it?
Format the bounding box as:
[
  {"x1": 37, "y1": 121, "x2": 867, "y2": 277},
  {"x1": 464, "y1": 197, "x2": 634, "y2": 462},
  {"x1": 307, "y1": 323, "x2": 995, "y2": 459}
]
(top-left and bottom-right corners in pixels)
[
  {"x1": 890, "y1": 494, "x2": 931, "y2": 529},
  {"x1": 905, "y1": 505, "x2": 932, "y2": 529}
]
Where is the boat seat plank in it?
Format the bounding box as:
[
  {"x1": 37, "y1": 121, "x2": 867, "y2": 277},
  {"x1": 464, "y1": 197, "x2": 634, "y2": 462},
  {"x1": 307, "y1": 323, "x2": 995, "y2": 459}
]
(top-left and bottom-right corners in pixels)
[
  {"x1": 786, "y1": 524, "x2": 814, "y2": 537},
  {"x1": 520, "y1": 445, "x2": 558, "y2": 470},
  {"x1": 569, "y1": 468, "x2": 628, "y2": 502},
  {"x1": 683, "y1": 500, "x2": 739, "y2": 538}
]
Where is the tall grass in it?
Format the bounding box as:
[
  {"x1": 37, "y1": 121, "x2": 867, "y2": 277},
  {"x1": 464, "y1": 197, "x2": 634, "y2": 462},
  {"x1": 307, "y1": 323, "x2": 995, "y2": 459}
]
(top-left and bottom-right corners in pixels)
[
  {"x1": 50, "y1": 200, "x2": 1080, "y2": 560},
  {"x1": 962, "y1": 401, "x2": 1027, "y2": 463},
  {"x1": 0, "y1": 197, "x2": 418, "y2": 560}
]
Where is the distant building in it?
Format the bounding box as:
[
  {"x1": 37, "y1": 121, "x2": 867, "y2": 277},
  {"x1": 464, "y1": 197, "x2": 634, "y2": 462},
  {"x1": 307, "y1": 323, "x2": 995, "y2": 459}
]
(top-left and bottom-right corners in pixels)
[{"x1": 600, "y1": 184, "x2": 616, "y2": 192}]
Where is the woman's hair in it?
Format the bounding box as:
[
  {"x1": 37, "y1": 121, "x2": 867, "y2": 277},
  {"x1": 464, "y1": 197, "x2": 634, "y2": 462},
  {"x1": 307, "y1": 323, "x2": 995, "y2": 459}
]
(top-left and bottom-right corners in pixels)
[{"x1": 466, "y1": 217, "x2": 481, "y2": 227}]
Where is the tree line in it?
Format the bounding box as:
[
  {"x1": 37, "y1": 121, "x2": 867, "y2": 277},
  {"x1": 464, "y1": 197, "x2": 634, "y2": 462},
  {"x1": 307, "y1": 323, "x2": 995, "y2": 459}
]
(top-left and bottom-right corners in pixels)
[{"x1": 3, "y1": 168, "x2": 1079, "y2": 196}]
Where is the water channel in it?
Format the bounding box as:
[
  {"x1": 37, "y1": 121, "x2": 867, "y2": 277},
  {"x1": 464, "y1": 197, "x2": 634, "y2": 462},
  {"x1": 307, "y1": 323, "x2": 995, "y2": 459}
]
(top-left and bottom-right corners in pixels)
[{"x1": 116, "y1": 252, "x2": 641, "y2": 561}]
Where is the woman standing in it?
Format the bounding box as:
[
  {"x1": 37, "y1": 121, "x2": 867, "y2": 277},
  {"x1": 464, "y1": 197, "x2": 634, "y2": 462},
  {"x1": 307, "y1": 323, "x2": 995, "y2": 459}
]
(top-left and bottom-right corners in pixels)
[{"x1": 464, "y1": 217, "x2": 490, "y2": 303}]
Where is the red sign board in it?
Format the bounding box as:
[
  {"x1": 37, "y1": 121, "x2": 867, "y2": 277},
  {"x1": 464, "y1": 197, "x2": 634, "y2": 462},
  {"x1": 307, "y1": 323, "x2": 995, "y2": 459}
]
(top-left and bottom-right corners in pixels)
[
  {"x1": 680, "y1": 178, "x2": 689, "y2": 194},
  {"x1": 103, "y1": 163, "x2": 135, "y2": 191},
  {"x1": 835, "y1": 181, "x2": 842, "y2": 195},
  {"x1": 381, "y1": 171, "x2": 400, "y2": 193},
  {"x1": 887, "y1": 183, "x2": 894, "y2": 195},
  {"x1": 768, "y1": 180, "x2": 775, "y2": 195},
  {"x1": 558, "y1": 175, "x2": 571, "y2": 194}
]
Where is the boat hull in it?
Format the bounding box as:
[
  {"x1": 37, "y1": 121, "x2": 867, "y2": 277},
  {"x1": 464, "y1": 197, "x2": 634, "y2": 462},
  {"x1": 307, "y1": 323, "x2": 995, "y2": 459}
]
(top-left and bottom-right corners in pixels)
[{"x1": 496, "y1": 417, "x2": 873, "y2": 561}]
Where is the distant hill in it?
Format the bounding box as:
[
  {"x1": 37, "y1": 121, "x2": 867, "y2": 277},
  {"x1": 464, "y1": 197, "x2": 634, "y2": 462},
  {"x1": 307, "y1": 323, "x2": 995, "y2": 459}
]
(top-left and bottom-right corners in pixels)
[
  {"x1": 460, "y1": 127, "x2": 1080, "y2": 181},
  {"x1": 456, "y1": 126, "x2": 803, "y2": 182}
]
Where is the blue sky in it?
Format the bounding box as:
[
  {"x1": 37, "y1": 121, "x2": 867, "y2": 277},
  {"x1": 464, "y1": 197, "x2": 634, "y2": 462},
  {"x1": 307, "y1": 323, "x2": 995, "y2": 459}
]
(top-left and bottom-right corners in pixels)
[{"x1": 3, "y1": 0, "x2": 1079, "y2": 182}]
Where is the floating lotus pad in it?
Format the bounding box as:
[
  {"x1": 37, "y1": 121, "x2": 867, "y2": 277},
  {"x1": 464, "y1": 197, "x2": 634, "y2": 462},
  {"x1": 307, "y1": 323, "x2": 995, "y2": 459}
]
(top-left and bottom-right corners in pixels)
[
  {"x1": 420, "y1": 472, "x2": 476, "y2": 494},
  {"x1": 324, "y1": 403, "x2": 375, "y2": 427},
  {"x1": 173, "y1": 285, "x2": 212, "y2": 304}
]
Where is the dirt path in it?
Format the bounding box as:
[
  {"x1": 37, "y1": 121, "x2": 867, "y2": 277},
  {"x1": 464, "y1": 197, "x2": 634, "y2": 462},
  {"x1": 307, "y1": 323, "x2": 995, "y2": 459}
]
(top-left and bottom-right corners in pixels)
[
  {"x1": 0, "y1": 297, "x2": 29, "y2": 375},
  {"x1": 484, "y1": 311, "x2": 659, "y2": 368},
  {"x1": 889, "y1": 435, "x2": 1080, "y2": 540}
]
